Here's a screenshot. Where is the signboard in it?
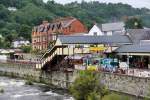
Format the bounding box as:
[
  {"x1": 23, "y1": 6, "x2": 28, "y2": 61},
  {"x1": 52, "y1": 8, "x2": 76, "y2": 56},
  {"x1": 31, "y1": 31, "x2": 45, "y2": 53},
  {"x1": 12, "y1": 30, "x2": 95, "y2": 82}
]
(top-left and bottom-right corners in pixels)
[
  {"x1": 87, "y1": 65, "x2": 98, "y2": 71},
  {"x1": 90, "y1": 47, "x2": 106, "y2": 51},
  {"x1": 101, "y1": 58, "x2": 118, "y2": 71}
]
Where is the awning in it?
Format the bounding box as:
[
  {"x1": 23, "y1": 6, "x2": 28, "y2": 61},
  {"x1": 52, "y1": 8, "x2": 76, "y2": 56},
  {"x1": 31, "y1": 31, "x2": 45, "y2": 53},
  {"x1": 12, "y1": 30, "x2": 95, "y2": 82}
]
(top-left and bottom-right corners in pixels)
[{"x1": 114, "y1": 44, "x2": 150, "y2": 56}]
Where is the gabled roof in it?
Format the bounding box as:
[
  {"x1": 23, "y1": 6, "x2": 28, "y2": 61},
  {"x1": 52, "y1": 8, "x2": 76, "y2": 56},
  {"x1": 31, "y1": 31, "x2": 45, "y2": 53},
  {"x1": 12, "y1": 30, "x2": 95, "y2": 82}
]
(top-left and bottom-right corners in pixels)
[
  {"x1": 34, "y1": 17, "x2": 77, "y2": 33},
  {"x1": 127, "y1": 29, "x2": 150, "y2": 44},
  {"x1": 52, "y1": 17, "x2": 77, "y2": 28},
  {"x1": 57, "y1": 35, "x2": 132, "y2": 45},
  {"x1": 61, "y1": 18, "x2": 76, "y2": 28},
  {"x1": 96, "y1": 22, "x2": 125, "y2": 32},
  {"x1": 114, "y1": 44, "x2": 150, "y2": 53}
]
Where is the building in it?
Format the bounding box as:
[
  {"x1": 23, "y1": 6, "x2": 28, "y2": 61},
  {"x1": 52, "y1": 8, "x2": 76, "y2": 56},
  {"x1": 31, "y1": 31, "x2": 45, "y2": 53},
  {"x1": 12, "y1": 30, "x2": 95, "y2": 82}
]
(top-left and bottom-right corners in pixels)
[
  {"x1": 36, "y1": 28, "x2": 150, "y2": 77},
  {"x1": 32, "y1": 17, "x2": 87, "y2": 50},
  {"x1": 12, "y1": 38, "x2": 30, "y2": 48},
  {"x1": 38, "y1": 34, "x2": 131, "y2": 70},
  {"x1": 88, "y1": 22, "x2": 125, "y2": 36},
  {"x1": 114, "y1": 29, "x2": 150, "y2": 69}
]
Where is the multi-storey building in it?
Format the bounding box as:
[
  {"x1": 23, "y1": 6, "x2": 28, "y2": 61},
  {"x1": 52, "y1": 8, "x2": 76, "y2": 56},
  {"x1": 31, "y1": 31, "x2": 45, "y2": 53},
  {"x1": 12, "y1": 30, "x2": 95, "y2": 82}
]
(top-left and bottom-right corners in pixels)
[{"x1": 32, "y1": 17, "x2": 87, "y2": 50}]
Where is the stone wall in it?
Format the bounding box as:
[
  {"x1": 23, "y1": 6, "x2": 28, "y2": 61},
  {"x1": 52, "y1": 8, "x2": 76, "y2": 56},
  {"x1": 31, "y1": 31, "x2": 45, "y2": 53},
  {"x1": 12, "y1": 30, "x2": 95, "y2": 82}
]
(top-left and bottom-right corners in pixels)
[
  {"x1": 100, "y1": 72, "x2": 150, "y2": 98},
  {"x1": 0, "y1": 62, "x2": 74, "y2": 89},
  {"x1": 0, "y1": 62, "x2": 150, "y2": 98}
]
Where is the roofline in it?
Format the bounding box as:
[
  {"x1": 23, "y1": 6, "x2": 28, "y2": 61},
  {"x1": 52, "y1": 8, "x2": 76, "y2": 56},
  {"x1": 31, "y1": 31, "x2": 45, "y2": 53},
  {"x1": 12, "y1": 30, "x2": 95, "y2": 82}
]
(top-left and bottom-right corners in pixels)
[{"x1": 61, "y1": 42, "x2": 132, "y2": 45}]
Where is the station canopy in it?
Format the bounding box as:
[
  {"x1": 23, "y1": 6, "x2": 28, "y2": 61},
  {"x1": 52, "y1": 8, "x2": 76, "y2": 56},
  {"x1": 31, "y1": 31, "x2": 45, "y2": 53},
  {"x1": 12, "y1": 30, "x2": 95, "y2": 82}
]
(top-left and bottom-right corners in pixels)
[
  {"x1": 56, "y1": 35, "x2": 132, "y2": 46},
  {"x1": 114, "y1": 44, "x2": 150, "y2": 56}
]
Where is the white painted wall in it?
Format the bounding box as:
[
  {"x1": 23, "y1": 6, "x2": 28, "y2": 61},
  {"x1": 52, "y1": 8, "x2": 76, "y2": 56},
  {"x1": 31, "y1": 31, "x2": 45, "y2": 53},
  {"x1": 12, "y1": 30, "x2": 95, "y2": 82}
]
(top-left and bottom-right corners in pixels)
[
  {"x1": 106, "y1": 31, "x2": 113, "y2": 35},
  {"x1": 88, "y1": 25, "x2": 103, "y2": 36},
  {"x1": 87, "y1": 24, "x2": 125, "y2": 36},
  {"x1": 12, "y1": 40, "x2": 30, "y2": 48},
  {"x1": 0, "y1": 55, "x2": 8, "y2": 61}
]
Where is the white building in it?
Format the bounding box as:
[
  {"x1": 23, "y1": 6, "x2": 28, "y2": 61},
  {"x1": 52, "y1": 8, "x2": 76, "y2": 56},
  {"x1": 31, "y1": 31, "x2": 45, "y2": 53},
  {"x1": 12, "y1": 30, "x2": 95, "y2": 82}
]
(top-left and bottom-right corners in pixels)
[
  {"x1": 8, "y1": 7, "x2": 17, "y2": 11},
  {"x1": 88, "y1": 22, "x2": 125, "y2": 36},
  {"x1": 12, "y1": 39, "x2": 30, "y2": 48}
]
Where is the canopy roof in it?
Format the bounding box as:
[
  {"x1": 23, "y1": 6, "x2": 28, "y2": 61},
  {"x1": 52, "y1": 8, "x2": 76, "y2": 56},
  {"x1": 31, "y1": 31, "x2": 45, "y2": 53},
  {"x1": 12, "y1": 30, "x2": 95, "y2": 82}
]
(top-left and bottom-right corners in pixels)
[{"x1": 57, "y1": 35, "x2": 132, "y2": 45}]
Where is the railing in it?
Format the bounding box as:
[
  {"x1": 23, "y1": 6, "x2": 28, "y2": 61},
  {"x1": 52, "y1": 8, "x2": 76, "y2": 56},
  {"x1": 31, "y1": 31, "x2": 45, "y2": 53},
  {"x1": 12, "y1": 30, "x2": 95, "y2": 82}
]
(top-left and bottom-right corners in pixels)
[{"x1": 37, "y1": 45, "x2": 67, "y2": 69}]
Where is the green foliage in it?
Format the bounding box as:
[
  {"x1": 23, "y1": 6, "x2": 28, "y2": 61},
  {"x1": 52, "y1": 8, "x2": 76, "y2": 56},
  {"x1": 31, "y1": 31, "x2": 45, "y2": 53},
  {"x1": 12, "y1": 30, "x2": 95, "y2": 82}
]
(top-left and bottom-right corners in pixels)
[
  {"x1": 0, "y1": 0, "x2": 150, "y2": 48},
  {"x1": 21, "y1": 45, "x2": 32, "y2": 53},
  {"x1": 125, "y1": 17, "x2": 144, "y2": 29},
  {"x1": 0, "y1": 4, "x2": 10, "y2": 21},
  {"x1": 102, "y1": 93, "x2": 130, "y2": 100},
  {"x1": 25, "y1": 80, "x2": 33, "y2": 85},
  {"x1": 0, "y1": 88, "x2": 4, "y2": 93},
  {"x1": 87, "y1": 92, "x2": 101, "y2": 100},
  {"x1": 69, "y1": 71, "x2": 109, "y2": 100}
]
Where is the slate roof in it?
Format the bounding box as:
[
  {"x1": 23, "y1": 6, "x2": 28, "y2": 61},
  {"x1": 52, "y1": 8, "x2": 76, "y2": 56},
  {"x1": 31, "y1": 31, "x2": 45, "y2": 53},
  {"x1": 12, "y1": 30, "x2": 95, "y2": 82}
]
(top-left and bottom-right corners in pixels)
[
  {"x1": 61, "y1": 18, "x2": 76, "y2": 28},
  {"x1": 97, "y1": 22, "x2": 125, "y2": 32},
  {"x1": 34, "y1": 17, "x2": 77, "y2": 32},
  {"x1": 57, "y1": 35, "x2": 132, "y2": 45},
  {"x1": 114, "y1": 44, "x2": 150, "y2": 53},
  {"x1": 126, "y1": 29, "x2": 150, "y2": 44}
]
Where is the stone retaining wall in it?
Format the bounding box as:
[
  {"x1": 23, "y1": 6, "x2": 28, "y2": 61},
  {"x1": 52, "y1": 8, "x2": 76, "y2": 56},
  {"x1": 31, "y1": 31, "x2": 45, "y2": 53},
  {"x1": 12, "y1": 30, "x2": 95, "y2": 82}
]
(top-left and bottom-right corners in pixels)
[
  {"x1": 0, "y1": 62, "x2": 74, "y2": 89},
  {"x1": 101, "y1": 72, "x2": 150, "y2": 98},
  {"x1": 0, "y1": 62, "x2": 150, "y2": 98}
]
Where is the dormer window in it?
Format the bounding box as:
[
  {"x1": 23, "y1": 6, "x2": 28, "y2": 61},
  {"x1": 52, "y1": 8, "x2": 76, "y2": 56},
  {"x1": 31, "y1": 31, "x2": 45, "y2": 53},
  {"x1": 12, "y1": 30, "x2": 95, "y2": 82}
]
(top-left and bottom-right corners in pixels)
[
  {"x1": 47, "y1": 24, "x2": 51, "y2": 31},
  {"x1": 52, "y1": 25, "x2": 55, "y2": 30},
  {"x1": 57, "y1": 23, "x2": 61, "y2": 29}
]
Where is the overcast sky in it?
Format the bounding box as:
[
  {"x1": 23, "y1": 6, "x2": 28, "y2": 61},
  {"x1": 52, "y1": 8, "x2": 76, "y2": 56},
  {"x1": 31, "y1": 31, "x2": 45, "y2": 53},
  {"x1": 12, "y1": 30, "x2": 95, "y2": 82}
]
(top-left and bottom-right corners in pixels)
[{"x1": 43, "y1": 0, "x2": 150, "y2": 9}]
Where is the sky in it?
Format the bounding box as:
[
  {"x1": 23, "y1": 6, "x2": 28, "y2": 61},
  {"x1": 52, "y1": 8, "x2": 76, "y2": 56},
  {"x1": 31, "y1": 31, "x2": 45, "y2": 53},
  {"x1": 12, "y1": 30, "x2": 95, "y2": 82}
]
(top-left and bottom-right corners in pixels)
[{"x1": 43, "y1": 0, "x2": 150, "y2": 9}]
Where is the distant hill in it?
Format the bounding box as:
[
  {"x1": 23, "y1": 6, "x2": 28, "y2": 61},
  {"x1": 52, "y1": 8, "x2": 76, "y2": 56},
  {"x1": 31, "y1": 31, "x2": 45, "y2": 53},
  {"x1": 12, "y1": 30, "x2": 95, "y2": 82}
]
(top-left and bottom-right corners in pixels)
[{"x1": 0, "y1": 0, "x2": 150, "y2": 48}]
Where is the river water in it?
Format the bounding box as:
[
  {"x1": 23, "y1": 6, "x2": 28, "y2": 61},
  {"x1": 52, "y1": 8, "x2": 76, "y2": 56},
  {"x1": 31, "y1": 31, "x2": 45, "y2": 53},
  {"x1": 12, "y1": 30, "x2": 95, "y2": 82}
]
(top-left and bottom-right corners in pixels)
[{"x1": 0, "y1": 77, "x2": 74, "y2": 100}]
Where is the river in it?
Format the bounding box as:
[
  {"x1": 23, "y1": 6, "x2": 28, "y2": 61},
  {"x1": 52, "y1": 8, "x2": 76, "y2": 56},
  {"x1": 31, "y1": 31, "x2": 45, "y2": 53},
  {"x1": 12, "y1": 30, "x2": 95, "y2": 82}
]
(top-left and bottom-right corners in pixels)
[{"x1": 0, "y1": 77, "x2": 74, "y2": 100}]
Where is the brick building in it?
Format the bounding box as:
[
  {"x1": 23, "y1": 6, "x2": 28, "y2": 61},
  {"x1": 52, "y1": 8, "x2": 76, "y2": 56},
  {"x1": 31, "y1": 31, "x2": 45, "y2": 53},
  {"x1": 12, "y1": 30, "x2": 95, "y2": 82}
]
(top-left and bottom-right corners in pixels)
[{"x1": 32, "y1": 17, "x2": 87, "y2": 50}]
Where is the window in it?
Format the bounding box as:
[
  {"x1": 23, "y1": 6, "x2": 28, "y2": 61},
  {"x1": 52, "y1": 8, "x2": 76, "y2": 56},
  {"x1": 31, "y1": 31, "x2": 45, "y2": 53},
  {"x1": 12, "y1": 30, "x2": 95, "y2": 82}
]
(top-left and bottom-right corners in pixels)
[
  {"x1": 93, "y1": 32, "x2": 97, "y2": 36},
  {"x1": 104, "y1": 31, "x2": 107, "y2": 35},
  {"x1": 43, "y1": 37, "x2": 46, "y2": 41},
  {"x1": 47, "y1": 24, "x2": 51, "y2": 30},
  {"x1": 34, "y1": 40, "x2": 36, "y2": 43},
  {"x1": 57, "y1": 23, "x2": 61, "y2": 29}
]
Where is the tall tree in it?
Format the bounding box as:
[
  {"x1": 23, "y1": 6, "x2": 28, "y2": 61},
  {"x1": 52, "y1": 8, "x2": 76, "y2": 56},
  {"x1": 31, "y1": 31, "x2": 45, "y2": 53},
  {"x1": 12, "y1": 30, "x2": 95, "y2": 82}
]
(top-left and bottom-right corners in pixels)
[{"x1": 125, "y1": 17, "x2": 144, "y2": 29}]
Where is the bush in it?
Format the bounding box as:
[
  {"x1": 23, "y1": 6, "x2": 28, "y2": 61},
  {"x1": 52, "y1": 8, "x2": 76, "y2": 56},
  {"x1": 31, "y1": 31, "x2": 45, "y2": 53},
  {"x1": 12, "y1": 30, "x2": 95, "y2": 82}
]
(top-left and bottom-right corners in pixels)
[
  {"x1": 69, "y1": 71, "x2": 109, "y2": 100},
  {"x1": 25, "y1": 80, "x2": 33, "y2": 85},
  {"x1": 102, "y1": 93, "x2": 130, "y2": 100},
  {"x1": 87, "y1": 92, "x2": 101, "y2": 100},
  {"x1": 0, "y1": 88, "x2": 4, "y2": 93},
  {"x1": 21, "y1": 45, "x2": 32, "y2": 53}
]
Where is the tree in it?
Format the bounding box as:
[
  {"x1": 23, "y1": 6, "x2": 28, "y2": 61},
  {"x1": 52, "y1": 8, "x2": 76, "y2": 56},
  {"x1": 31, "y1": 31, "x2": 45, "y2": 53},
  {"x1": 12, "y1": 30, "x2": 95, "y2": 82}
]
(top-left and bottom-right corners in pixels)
[
  {"x1": 125, "y1": 17, "x2": 143, "y2": 29},
  {"x1": 21, "y1": 45, "x2": 32, "y2": 53},
  {"x1": 0, "y1": 36, "x2": 4, "y2": 48},
  {"x1": 0, "y1": 0, "x2": 150, "y2": 49},
  {"x1": 69, "y1": 71, "x2": 109, "y2": 100},
  {"x1": 0, "y1": 4, "x2": 10, "y2": 21},
  {"x1": 19, "y1": 24, "x2": 31, "y2": 40}
]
